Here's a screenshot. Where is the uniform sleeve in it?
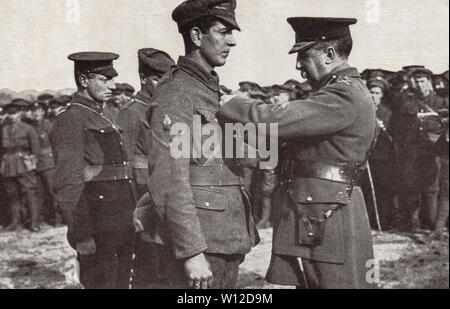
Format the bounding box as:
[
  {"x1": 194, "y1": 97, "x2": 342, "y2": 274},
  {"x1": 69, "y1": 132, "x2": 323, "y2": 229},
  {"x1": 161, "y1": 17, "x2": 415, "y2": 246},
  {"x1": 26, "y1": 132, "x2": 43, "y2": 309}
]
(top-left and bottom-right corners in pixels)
[
  {"x1": 148, "y1": 84, "x2": 208, "y2": 259},
  {"x1": 117, "y1": 108, "x2": 138, "y2": 158},
  {"x1": 50, "y1": 110, "x2": 93, "y2": 245},
  {"x1": 217, "y1": 83, "x2": 357, "y2": 139}
]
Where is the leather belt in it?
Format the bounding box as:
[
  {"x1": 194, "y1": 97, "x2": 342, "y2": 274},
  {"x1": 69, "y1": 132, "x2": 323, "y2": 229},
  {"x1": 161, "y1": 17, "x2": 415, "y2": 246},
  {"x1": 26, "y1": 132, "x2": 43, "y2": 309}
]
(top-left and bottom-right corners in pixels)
[
  {"x1": 132, "y1": 155, "x2": 148, "y2": 170},
  {"x1": 83, "y1": 163, "x2": 133, "y2": 182},
  {"x1": 285, "y1": 160, "x2": 363, "y2": 186},
  {"x1": 190, "y1": 164, "x2": 243, "y2": 186}
]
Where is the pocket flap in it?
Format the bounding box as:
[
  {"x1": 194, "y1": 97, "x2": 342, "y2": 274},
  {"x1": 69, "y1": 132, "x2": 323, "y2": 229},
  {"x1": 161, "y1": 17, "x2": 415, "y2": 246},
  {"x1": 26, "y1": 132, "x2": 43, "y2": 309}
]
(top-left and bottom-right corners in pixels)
[
  {"x1": 192, "y1": 186, "x2": 228, "y2": 211},
  {"x1": 85, "y1": 123, "x2": 115, "y2": 134}
]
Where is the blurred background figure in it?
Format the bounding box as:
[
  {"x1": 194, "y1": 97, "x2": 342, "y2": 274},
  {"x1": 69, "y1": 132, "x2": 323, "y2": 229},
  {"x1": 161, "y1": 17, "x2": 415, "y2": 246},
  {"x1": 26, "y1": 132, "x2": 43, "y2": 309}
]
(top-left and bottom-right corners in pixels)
[
  {"x1": 0, "y1": 99, "x2": 41, "y2": 232},
  {"x1": 362, "y1": 76, "x2": 398, "y2": 230}
]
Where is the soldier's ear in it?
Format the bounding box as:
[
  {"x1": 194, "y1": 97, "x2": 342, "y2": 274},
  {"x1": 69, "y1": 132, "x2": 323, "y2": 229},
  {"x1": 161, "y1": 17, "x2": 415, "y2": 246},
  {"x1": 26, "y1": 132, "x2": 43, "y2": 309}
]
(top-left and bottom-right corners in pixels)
[
  {"x1": 325, "y1": 47, "x2": 337, "y2": 64},
  {"x1": 190, "y1": 27, "x2": 203, "y2": 48},
  {"x1": 79, "y1": 73, "x2": 89, "y2": 88}
]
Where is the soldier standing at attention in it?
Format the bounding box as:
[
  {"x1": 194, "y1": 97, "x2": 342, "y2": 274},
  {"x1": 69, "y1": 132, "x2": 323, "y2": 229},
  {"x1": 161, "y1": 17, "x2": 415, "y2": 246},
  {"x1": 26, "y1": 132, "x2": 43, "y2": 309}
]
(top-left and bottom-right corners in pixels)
[
  {"x1": 218, "y1": 17, "x2": 377, "y2": 289},
  {"x1": 50, "y1": 52, "x2": 136, "y2": 289},
  {"x1": 117, "y1": 48, "x2": 174, "y2": 289},
  {"x1": 1, "y1": 99, "x2": 41, "y2": 232},
  {"x1": 135, "y1": 0, "x2": 259, "y2": 289}
]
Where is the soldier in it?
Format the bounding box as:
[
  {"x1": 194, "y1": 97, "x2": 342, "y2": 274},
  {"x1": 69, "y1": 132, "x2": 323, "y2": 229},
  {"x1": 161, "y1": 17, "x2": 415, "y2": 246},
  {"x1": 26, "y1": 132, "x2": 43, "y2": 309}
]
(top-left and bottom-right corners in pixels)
[
  {"x1": 117, "y1": 48, "x2": 174, "y2": 289},
  {"x1": 0, "y1": 99, "x2": 41, "y2": 232},
  {"x1": 30, "y1": 101, "x2": 62, "y2": 226},
  {"x1": 50, "y1": 52, "x2": 136, "y2": 289},
  {"x1": 363, "y1": 77, "x2": 398, "y2": 230},
  {"x1": 113, "y1": 83, "x2": 135, "y2": 109},
  {"x1": 108, "y1": 83, "x2": 135, "y2": 121},
  {"x1": 218, "y1": 17, "x2": 377, "y2": 289},
  {"x1": 395, "y1": 67, "x2": 448, "y2": 231},
  {"x1": 119, "y1": 49, "x2": 175, "y2": 198},
  {"x1": 135, "y1": 0, "x2": 259, "y2": 289}
]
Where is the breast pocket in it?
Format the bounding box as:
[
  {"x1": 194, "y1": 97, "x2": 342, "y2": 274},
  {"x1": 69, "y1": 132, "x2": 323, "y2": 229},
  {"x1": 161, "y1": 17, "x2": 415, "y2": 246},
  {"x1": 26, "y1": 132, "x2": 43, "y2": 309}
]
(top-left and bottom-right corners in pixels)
[
  {"x1": 84, "y1": 123, "x2": 123, "y2": 162},
  {"x1": 192, "y1": 186, "x2": 228, "y2": 211}
]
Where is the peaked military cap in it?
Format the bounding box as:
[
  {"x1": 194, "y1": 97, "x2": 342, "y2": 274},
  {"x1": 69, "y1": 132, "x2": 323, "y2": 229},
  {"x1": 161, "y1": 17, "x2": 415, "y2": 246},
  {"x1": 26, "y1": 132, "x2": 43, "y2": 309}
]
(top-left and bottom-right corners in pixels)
[
  {"x1": 410, "y1": 67, "x2": 434, "y2": 79},
  {"x1": 283, "y1": 79, "x2": 302, "y2": 89},
  {"x1": 272, "y1": 84, "x2": 292, "y2": 95},
  {"x1": 239, "y1": 81, "x2": 261, "y2": 92},
  {"x1": 138, "y1": 48, "x2": 175, "y2": 76},
  {"x1": 68, "y1": 52, "x2": 119, "y2": 78},
  {"x1": 287, "y1": 17, "x2": 357, "y2": 54},
  {"x1": 49, "y1": 97, "x2": 67, "y2": 109},
  {"x1": 37, "y1": 93, "x2": 54, "y2": 102},
  {"x1": 366, "y1": 77, "x2": 388, "y2": 92},
  {"x1": 113, "y1": 83, "x2": 135, "y2": 95},
  {"x1": 172, "y1": 0, "x2": 241, "y2": 33},
  {"x1": 10, "y1": 98, "x2": 31, "y2": 109},
  {"x1": 31, "y1": 101, "x2": 47, "y2": 110},
  {"x1": 402, "y1": 65, "x2": 425, "y2": 72}
]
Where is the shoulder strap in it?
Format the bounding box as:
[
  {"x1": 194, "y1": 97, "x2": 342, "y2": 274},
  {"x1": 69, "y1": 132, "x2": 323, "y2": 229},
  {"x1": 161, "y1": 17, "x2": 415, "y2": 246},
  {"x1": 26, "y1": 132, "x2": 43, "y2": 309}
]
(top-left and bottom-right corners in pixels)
[{"x1": 69, "y1": 102, "x2": 122, "y2": 138}]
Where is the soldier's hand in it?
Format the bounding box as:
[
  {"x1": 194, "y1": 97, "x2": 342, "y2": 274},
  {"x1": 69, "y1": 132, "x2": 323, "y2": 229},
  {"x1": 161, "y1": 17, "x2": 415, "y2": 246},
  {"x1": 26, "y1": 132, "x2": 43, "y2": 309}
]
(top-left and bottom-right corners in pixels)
[
  {"x1": 184, "y1": 253, "x2": 213, "y2": 289},
  {"x1": 133, "y1": 217, "x2": 145, "y2": 233},
  {"x1": 76, "y1": 238, "x2": 96, "y2": 256}
]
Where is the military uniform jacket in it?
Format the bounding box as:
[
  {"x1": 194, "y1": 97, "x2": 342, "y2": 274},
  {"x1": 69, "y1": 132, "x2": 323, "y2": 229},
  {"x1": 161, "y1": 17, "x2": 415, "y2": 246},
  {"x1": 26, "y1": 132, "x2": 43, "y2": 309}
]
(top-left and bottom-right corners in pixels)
[
  {"x1": 117, "y1": 92, "x2": 152, "y2": 186},
  {"x1": 34, "y1": 119, "x2": 55, "y2": 172},
  {"x1": 218, "y1": 64, "x2": 376, "y2": 264},
  {"x1": 142, "y1": 56, "x2": 258, "y2": 260},
  {"x1": 1, "y1": 120, "x2": 41, "y2": 178},
  {"x1": 50, "y1": 93, "x2": 136, "y2": 248}
]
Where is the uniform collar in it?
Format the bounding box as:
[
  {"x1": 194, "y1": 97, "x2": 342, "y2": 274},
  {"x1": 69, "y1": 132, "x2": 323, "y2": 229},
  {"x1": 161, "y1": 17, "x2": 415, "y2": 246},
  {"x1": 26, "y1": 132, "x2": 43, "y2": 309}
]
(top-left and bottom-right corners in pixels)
[
  {"x1": 72, "y1": 92, "x2": 104, "y2": 113},
  {"x1": 316, "y1": 63, "x2": 361, "y2": 89},
  {"x1": 177, "y1": 56, "x2": 220, "y2": 92}
]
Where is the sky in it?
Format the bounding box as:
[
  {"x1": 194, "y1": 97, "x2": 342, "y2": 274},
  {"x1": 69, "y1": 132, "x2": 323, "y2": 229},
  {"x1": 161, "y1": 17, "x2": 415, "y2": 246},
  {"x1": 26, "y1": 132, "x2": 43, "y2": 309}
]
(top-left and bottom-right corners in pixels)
[{"x1": 1, "y1": 0, "x2": 449, "y2": 91}]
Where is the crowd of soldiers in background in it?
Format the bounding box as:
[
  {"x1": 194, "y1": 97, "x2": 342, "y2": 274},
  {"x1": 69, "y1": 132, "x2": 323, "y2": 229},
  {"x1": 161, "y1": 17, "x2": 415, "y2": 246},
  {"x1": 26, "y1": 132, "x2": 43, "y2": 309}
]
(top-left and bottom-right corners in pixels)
[{"x1": 0, "y1": 64, "x2": 448, "y2": 240}]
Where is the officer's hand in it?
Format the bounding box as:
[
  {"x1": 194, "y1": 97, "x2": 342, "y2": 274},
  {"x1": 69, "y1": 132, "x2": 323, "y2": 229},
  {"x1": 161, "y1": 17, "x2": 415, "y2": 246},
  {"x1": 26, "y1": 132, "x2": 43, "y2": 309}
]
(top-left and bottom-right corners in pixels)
[
  {"x1": 184, "y1": 253, "x2": 213, "y2": 289},
  {"x1": 133, "y1": 217, "x2": 145, "y2": 233},
  {"x1": 76, "y1": 238, "x2": 96, "y2": 256}
]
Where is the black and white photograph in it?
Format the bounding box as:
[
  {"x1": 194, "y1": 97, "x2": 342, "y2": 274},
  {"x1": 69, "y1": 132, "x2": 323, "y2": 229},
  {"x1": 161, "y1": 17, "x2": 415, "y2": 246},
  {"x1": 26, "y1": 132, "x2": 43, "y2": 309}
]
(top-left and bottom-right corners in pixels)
[{"x1": 0, "y1": 0, "x2": 448, "y2": 292}]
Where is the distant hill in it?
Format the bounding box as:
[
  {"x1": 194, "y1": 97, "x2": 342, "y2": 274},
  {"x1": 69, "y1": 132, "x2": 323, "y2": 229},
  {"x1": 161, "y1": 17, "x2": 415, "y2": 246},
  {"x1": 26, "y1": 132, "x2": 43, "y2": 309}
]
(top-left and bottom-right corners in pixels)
[{"x1": 0, "y1": 88, "x2": 76, "y2": 106}]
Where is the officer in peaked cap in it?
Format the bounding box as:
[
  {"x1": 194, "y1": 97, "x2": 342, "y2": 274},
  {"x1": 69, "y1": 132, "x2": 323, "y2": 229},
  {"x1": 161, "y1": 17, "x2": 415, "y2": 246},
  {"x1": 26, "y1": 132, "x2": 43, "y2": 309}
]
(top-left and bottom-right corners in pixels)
[
  {"x1": 135, "y1": 0, "x2": 259, "y2": 289},
  {"x1": 117, "y1": 48, "x2": 175, "y2": 289},
  {"x1": 50, "y1": 52, "x2": 137, "y2": 289},
  {"x1": 218, "y1": 17, "x2": 377, "y2": 289}
]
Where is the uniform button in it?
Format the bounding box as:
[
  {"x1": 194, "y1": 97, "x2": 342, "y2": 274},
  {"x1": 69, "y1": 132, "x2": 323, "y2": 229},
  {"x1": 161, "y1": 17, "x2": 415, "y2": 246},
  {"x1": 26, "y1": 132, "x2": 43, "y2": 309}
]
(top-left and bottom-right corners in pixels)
[
  {"x1": 205, "y1": 202, "x2": 210, "y2": 207},
  {"x1": 100, "y1": 130, "x2": 105, "y2": 133},
  {"x1": 123, "y1": 161, "x2": 128, "y2": 165},
  {"x1": 306, "y1": 196, "x2": 313, "y2": 202},
  {"x1": 125, "y1": 175, "x2": 129, "y2": 179},
  {"x1": 129, "y1": 180, "x2": 132, "y2": 184},
  {"x1": 99, "y1": 195, "x2": 104, "y2": 200}
]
